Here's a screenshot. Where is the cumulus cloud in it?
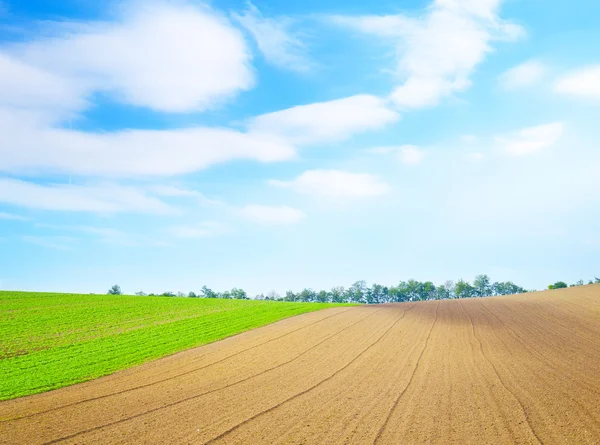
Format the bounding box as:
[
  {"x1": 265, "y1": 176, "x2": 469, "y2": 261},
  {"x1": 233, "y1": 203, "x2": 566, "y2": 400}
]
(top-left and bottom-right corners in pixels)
[
  {"x1": 269, "y1": 169, "x2": 390, "y2": 198},
  {"x1": 554, "y1": 66, "x2": 600, "y2": 100},
  {"x1": 332, "y1": 0, "x2": 524, "y2": 108},
  {"x1": 0, "y1": 178, "x2": 175, "y2": 214},
  {"x1": 500, "y1": 60, "x2": 547, "y2": 89},
  {"x1": 2, "y1": 2, "x2": 253, "y2": 117},
  {"x1": 498, "y1": 122, "x2": 565, "y2": 156},
  {"x1": 232, "y1": 2, "x2": 311, "y2": 72},
  {"x1": 248, "y1": 95, "x2": 399, "y2": 145},
  {"x1": 237, "y1": 205, "x2": 306, "y2": 225}
]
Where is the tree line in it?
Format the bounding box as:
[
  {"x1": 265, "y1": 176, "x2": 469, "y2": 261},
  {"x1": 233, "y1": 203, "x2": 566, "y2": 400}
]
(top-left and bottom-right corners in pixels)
[{"x1": 107, "y1": 276, "x2": 599, "y2": 303}]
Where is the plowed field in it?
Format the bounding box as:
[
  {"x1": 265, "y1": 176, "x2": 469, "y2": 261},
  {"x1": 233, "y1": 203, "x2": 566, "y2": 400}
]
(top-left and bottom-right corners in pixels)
[{"x1": 1, "y1": 285, "x2": 599, "y2": 444}]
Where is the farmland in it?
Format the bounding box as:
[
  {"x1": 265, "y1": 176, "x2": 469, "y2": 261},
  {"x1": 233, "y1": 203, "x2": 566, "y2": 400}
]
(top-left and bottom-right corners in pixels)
[
  {"x1": 1, "y1": 285, "x2": 600, "y2": 444},
  {"x1": 0, "y1": 291, "x2": 349, "y2": 400}
]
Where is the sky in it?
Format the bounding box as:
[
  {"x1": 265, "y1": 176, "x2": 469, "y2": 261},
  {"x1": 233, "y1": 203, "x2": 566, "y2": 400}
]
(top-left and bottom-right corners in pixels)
[{"x1": 0, "y1": 0, "x2": 599, "y2": 296}]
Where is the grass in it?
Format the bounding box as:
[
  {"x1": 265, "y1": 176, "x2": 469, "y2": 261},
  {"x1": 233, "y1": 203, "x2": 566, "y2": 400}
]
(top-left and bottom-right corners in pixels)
[{"x1": 0, "y1": 291, "x2": 352, "y2": 400}]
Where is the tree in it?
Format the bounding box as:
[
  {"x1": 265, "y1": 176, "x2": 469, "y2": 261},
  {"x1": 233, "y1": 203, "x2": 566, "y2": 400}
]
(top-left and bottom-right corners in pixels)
[
  {"x1": 230, "y1": 288, "x2": 248, "y2": 299},
  {"x1": 473, "y1": 274, "x2": 492, "y2": 297},
  {"x1": 135, "y1": 291, "x2": 147, "y2": 296},
  {"x1": 367, "y1": 283, "x2": 389, "y2": 304},
  {"x1": 200, "y1": 286, "x2": 218, "y2": 299},
  {"x1": 330, "y1": 286, "x2": 346, "y2": 303},
  {"x1": 346, "y1": 281, "x2": 367, "y2": 304},
  {"x1": 161, "y1": 291, "x2": 175, "y2": 297},
  {"x1": 176, "y1": 291, "x2": 185, "y2": 297},
  {"x1": 455, "y1": 279, "x2": 475, "y2": 299},
  {"x1": 284, "y1": 290, "x2": 298, "y2": 302},
  {"x1": 548, "y1": 281, "x2": 568, "y2": 290},
  {"x1": 188, "y1": 291, "x2": 198, "y2": 298},
  {"x1": 436, "y1": 281, "x2": 454, "y2": 300},
  {"x1": 107, "y1": 285, "x2": 122, "y2": 295}
]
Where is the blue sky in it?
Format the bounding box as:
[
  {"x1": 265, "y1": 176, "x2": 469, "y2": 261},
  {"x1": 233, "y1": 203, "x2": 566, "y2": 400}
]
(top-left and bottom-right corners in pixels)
[{"x1": 1, "y1": 0, "x2": 599, "y2": 295}]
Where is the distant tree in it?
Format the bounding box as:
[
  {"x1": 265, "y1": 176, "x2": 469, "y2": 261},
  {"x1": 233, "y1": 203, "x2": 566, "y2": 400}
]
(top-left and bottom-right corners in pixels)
[
  {"x1": 107, "y1": 285, "x2": 122, "y2": 295},
  {"x1": 329, "y1": 286, "x2": 346, "y2": 303},
  {"x1": 595, "y1": 277, "x2": 600, "y2": 284},
  {"x1": 316, "y1": 290, "x2": 330, "y2": 303},
  {"x1": 570, "y1": 280, "x2": 584, "y2": 287},
  {"x1": 188, "y1": 291, "x2": 198, "y2": 298},
  {"x1": 298, "y1": 288, "x2": 317, "y2": 302},
  {"x1": 473, "y1": 274, "x2": 492, "y2": 297},
  {"x1": 135, "y1": 291, "x2": 147, "y2": 296},
  {"x1": 267, "y1": 290, "x2": 281, "y2": 301},
  {"x1": 436, "y1": 281, "x2": 454, "y2": 300},
  {"x1": 176, "y1": 291, "x2": 186, "y2": 297},
  {"x1": 230, "y1": 288, "x2": 248, "y2": 299},
  {"x1": 367, "y1": 283, "x2": 389, "y2": 304},
  {"x1": 548, "y1": 281, "x2": 568, "y2": 290},
  {"x1": 455, "y1": 279, "x2": 475, "y2": 299},
  {"x1": 161, "y1": 291, "x2": 175, "y2": 297},
  {"x1": 220, "y1": 290, "x2": 232, "y2": 299},
  {"x1": 284, "y1": 290, "x2": 298, "y2": 302},
  {"x1": 346, "y1": 281, "x2": 367, "y2": 304},
  {"x1": 200, "y1": 286, "x2": 218, "y2": 299}
]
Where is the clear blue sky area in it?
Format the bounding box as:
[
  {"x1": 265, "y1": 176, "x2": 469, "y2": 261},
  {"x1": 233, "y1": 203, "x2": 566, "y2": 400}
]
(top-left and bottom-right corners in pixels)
[{"x1": 1, "y1": 0, "x2": 599, "y2": 295}]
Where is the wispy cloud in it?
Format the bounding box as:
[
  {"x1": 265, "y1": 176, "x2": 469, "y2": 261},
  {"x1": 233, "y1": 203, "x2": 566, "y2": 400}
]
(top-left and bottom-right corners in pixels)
[
  {"x1": 332, "y1": 0, "x2": 524, "y2": 108},
  {"x1": 232, "y1": 2, "x2": 312, "y2": 73},
  {"x1": 22, "y1": 235, "x2": 77, "y2": 250},
  {"x1": 0, "y1": 178, "x2": 175, "y2": 214},
  {"x1": 269, "y1": 169, "x2": 390, "y2": 198},
  {"x1": 554, "y1": 65, "x2": 600, "y2": 100},
  {"x1": 0, "y1": 211, "x2": 30, "y2": 221},
  {"x1": 497, "y1": 122, "x2": 565, "y2": 156},
  {"x1": 368, "y1": 145, "x2": 425, "y2": 165},
  {"x1": 248, "y1": 95, "x2": 399, "y2": 145},
  {"x1": 499, "y1": 60, "x2": 547, "y2": 90}
]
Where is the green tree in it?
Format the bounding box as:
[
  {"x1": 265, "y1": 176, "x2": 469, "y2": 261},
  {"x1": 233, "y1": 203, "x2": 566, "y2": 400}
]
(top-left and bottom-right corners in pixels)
[
  {"x1": 455, "y1": 279, "x2": 475, "y2": 299},
  {"x1": 230, "y1": 288, "x2": 248, "y2": 299},
  {"x1": 346, "y1": 281, "x2": 367, "y2": 304},
  {"x1": 200, "y1": 286, "x2": 218, "y2": 298},
  {"x1": 473, "y1": 274, "x2": 491, "y2": 297},
  {"x1": 330, "y1": 286, "x2": 346, "y2": 303},
  {"x1": 188, "y1": 291, "x2": 198, "y2": 298},
  {"x1": 548, "y1": 281, "x2": 568, "y2": 290},
  {"x1": 107, "y1": 285, "x2": 122, "y2": 295}
]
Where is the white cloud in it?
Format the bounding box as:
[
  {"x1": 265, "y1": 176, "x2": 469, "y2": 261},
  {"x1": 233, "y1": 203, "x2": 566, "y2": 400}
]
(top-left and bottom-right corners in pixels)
[
  {"x1": 0, "y1": 211, "x2": 29, "y2": 221},
  {"x1": 0, "y1": 93, "x2": 398, "y2": 178},
  {"x1": 169, "y1": 221, "x2": 229, "y2": 238},
  {"x1": 248, "y1": 95, "x2": 399, "y2": 145},
  {"x1": 0, "y1": 115, "x2": 295, "y2": 176},
  {"x1": 270, "y1": 169, "x2": 390, "y2": 198},
  {"x1": 498, "y1": 122, "x2": 565, "y2": 156},
  {"x1": 333, "y1": 0, "x2": 524, "y2": 108},
  {"x1": 500, "y1": 60, "x2": 547, "y2": 89},
  {"x1": 367, "y1": 145, "x2": 425, "y2": 165},
  {"x1": 232, "y1": 2, "x2": 310, "y2": 72},
  {"x1": 4, "y1": 1, "x2": 253, "y2": 116},
  {"x1": 554, "y1": 66, "x2": 600, "y2": 100},
  {"x1": 0, "y1": 178, "x2": 175, "y2": 214},
  {"x1": 22, "y1": 235, "x2": 76, "y2": 251},
  {"x1": 237, "y1": 205, "x2": 306, "y2": 225}
]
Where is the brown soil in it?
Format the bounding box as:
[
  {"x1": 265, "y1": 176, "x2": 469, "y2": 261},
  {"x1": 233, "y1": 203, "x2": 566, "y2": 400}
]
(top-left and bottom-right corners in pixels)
[{"x1": 1, "y1": 285, "x2": 600, "y2": 444}]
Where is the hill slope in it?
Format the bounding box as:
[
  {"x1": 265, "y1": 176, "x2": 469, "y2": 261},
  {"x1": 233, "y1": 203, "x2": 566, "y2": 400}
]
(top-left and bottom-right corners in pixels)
[
  {"x1": 1, "y1": 285, "x2": 599, "y2": 444},
  {"x1": 0, "y1": 291, "x2": 348, "y2": 400}
]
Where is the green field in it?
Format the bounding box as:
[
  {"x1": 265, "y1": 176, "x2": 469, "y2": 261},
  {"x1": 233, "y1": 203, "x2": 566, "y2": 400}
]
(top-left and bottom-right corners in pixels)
[{"x1": 0, "y1": 291, "x2": 350, "y2": 400}]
